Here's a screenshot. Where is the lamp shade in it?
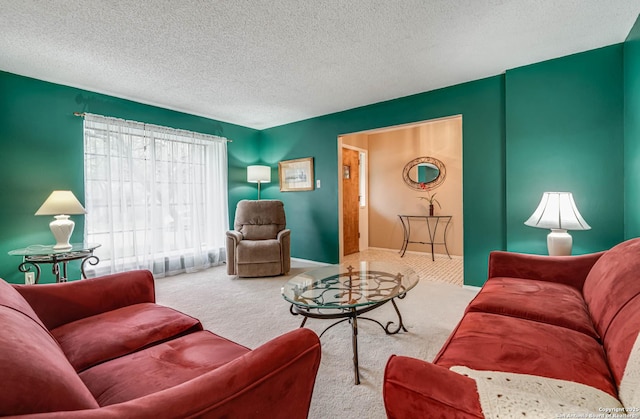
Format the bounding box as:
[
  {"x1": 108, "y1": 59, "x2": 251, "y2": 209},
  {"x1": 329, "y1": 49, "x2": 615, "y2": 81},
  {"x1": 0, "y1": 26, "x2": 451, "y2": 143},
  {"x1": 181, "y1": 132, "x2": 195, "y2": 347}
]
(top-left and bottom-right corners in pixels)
[
  {"x1": 35, "y1": 191, "x2": 86, "y2": 215},
  {"x1": 524, "y1": 192, "x2": 590, "y2": 231},
  {"x1": 247, "y1": 165, "x2": 271, "y2": 183}
]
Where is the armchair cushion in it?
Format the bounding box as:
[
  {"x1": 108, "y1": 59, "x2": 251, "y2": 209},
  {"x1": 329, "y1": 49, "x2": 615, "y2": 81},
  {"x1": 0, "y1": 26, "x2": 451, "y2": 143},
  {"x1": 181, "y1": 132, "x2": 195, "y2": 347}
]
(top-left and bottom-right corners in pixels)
[
  {"x1": 52, "y1": 303, "x2": 202, "y2": 372},
  {"x1": 237, "y1": 239, "x2": 281, "y2": 263},
  {"x1": 241, "y1": 224, "x2": 281, "y2": 240},
  {"x1": 15, "y1": 269, "x2": 156, "y2": 330},
  {"x1": 234, "y1": 199, "x2": 286, "y2": 235},
  {"x1": 80, "y1": 330, "x2": 251, "y2": 406}
]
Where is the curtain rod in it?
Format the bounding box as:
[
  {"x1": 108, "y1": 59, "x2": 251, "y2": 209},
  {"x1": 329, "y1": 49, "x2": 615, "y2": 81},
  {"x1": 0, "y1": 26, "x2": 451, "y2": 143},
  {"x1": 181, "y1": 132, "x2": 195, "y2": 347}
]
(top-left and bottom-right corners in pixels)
[{"x1": 73, "y1": 112, "x2": 232, "y2": 142}]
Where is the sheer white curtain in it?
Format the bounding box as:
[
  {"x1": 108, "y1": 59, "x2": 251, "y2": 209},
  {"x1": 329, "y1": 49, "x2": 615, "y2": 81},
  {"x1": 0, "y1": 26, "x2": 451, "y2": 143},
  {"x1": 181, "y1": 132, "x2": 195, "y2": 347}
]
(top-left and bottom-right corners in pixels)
[{"x1": 83, "y1": 113, "x2": 228, "y2": 277}]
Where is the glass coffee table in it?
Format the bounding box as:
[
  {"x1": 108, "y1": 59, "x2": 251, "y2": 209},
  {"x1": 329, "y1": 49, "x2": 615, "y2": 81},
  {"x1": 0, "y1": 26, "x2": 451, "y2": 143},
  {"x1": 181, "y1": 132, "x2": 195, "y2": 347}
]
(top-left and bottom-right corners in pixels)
[{"x1": 281, "y1": 261, "x2": 419, "y2": 384}]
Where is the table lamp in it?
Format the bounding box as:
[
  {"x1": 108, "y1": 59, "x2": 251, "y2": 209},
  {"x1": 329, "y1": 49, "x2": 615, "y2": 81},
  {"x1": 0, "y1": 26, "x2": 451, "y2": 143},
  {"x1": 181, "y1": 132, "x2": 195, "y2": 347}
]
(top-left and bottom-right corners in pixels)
[
  {"x1": 524, "y1": 192, "x2": 590, "y2": 256},
  {"x1": 35, "y1": 190, "x2": 87, "y2": 250},
  {"x1": 247, "y1": 165, "x2": 271, "y2": 200}
]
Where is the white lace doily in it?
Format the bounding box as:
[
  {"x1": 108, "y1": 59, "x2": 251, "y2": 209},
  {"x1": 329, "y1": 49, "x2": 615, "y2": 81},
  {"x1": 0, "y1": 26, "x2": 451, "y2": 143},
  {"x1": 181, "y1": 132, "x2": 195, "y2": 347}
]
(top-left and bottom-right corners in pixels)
[
  {"x1": 451, "y1": 366, "x2": 623, "y2": 418},
  {"x1": 620, "y1": 332, "x2": 640, "y2": 411}
]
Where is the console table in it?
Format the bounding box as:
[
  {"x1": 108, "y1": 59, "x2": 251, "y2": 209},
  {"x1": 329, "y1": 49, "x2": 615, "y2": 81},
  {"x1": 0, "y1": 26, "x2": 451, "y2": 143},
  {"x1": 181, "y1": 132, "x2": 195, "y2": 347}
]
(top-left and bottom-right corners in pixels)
[
  {"x1": 398, "y1": 215, "x2": 452, "y2": 261},
  {"x1": 8, "y1": 243, "x2": 101, "y2": 283}
]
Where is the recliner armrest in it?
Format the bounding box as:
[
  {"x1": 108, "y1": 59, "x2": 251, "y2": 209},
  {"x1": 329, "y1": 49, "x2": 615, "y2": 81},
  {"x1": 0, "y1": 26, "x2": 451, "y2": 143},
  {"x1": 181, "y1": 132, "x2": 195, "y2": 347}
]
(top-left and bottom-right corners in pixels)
[
  {"x1": 226, "y1": 230, "x2": 243, "y2": 275},
  {"x1": 226, "y1": 230, "x2": 243, "y2": 242},
  {"x1": 278, "y1": 229, "x2": 291, "y2": 274},
  {"x1": 277, "y1": 229, "x2": 291, "y2": 241}
]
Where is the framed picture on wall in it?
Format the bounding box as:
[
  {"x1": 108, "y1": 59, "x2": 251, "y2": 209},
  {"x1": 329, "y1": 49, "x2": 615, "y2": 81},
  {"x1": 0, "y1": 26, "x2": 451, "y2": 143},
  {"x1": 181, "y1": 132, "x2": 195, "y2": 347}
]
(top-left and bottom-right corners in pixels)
[{"x1": 279, "y1": 157, "x2": 314, "y2": 191}]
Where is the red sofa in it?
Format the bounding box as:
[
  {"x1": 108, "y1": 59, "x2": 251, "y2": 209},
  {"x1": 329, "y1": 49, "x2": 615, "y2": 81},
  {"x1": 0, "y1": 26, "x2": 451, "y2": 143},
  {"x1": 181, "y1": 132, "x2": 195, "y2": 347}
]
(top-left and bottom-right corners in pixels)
[
  {"x1": 0, "y1": 270, "x2": 321, "y2": 418},
  {"x1": 384, "y1": 238, "x2": 640, "y2": 418}
]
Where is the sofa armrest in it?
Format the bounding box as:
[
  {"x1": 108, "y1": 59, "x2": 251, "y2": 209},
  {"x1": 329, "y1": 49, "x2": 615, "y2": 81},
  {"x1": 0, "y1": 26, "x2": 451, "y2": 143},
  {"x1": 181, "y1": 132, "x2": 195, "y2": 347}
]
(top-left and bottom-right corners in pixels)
[
  {"x1": 384, "y1": 355, "x2": 483, "y2": 419},
  {"x1": 487, "y1": 250, "x2": 604, "y2": 290},
  {"x1": 40, "y1": 328, "x2": 322, "y2": 419},
  {"x1": 13, "y1": 270, "x2": 155, "y2": 330}
]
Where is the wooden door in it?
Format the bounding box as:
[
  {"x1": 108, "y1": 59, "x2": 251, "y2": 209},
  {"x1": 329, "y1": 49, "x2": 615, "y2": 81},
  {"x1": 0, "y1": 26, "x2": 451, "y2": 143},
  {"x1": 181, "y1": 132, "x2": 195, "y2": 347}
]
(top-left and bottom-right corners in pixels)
[{"x1": 342, "y1": 148, "x2": 360, "y2": 256}]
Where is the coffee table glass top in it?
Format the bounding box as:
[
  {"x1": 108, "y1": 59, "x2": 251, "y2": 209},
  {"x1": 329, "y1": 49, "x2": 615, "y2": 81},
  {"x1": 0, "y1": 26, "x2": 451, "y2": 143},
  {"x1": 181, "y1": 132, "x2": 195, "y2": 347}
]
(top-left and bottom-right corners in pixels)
[{"x1": 282, "y1": 261, "x2": 419, "y2": 309}]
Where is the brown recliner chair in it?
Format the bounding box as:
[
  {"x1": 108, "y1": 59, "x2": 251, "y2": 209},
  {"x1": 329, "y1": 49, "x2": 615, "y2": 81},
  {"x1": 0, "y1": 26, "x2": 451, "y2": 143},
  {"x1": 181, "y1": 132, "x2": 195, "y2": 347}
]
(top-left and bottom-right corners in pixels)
[{"x1": 226, "y1": 200, "x2": 291, "y2": 277}]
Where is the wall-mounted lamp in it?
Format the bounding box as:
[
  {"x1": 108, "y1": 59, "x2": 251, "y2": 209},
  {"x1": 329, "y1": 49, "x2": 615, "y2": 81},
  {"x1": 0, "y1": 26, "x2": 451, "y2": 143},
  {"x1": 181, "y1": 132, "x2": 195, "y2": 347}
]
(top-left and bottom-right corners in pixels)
[
  {"x1": 524, "y1": 192, "x2": 590, "y2": 256},
  {"x1": 247, "y1": 165, "x2": 271, "y2": 200},
  {"x1": 35, "y1": 190, "x2": 87, "y2": 250}
]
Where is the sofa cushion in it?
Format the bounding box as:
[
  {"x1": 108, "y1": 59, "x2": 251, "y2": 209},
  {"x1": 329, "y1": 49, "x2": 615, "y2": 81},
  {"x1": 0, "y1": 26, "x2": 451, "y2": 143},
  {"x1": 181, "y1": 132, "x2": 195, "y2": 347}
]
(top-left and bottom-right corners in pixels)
[
  {"x1": 0, "y1": 306, "x2": 99, "y2": 415},
  {"x1": 15, "y1": 269, "x2": 157, "y2": 330},
  {"x1": 583, "y1": 238, "x2": 640, "y2": 340},
  {"x1": 237, "y1": 239, "x2": 281, "y2": 263},
  {"x1": 0, "y1": 277, "x2": 48, "y2": 330},
  {"x1": 433, "y1": 312, "x2": 617, "y2": 397},
  {"x1": 467, "y1": 277, "x2": 599, "y2": 339},
  {"x1": 52, "y1": 302, "x2": 202, "y2": 372},
  {"x1": 80, "y1": 330, "x2": 250, "y2": 406}
]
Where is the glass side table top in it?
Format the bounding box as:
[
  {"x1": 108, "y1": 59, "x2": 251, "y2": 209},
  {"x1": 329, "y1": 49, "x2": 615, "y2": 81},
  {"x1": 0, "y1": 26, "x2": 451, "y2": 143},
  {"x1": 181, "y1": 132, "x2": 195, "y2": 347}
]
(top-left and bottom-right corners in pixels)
[
  {"x1": 8, "y1": 243, "x2": 101, "y2": 256},
  {"x1": 282, "y1": 261, "x2": 419, "y2": 309}
]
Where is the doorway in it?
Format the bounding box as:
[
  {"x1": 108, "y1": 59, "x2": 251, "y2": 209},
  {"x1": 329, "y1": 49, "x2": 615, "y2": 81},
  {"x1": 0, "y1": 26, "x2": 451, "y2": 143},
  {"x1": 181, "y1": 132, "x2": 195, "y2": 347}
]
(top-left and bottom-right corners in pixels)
[
  {"x1": 341, "y1": 145, "x2": 368, "y2": 256},
  {"x1": 337, "y1": 116, "x2": 463, "y2": 263}
]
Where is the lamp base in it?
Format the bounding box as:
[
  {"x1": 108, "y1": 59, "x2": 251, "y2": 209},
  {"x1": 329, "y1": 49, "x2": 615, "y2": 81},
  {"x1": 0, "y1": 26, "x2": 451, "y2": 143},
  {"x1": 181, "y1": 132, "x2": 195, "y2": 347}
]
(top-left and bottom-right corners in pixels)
[
  {"x1": 50, "y1": 215, "x2": 74, "y2": 250},
  {"x1": 547, "y1": 229, "x2": 572, "y2": 256}
]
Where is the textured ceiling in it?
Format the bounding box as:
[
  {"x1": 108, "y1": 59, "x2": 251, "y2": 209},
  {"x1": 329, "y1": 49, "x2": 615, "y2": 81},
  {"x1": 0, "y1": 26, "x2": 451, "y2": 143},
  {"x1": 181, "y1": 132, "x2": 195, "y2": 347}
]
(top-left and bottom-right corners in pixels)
[{"x1": 0, "y1": 1, "x2": 638, "y2": 129}]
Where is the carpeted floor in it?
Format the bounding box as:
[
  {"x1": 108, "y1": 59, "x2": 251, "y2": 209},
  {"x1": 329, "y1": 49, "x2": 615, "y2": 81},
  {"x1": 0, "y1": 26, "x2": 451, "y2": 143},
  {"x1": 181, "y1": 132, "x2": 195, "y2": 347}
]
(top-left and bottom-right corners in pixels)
[{"x1": 155, "y1": 259, "x2": 476, "y2": 419}]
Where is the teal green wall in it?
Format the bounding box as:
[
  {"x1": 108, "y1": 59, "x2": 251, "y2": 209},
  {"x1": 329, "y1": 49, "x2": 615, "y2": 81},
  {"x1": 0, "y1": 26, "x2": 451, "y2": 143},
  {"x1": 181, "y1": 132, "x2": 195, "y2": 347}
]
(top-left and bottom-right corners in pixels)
[
  {"x1": 0, "y1": 71, "x2": 259, "y2": 283},
  {"x1": 2, "y1": 35, "x2": 636, "y2": 287},
  {"x1": 260, "y1": 44, "x2": 631, "y2": 286},
  {"x1": 505, "y1": 45, "x2": 625, "y2": 254},
  {"x1": 260, "y1": 76, "x2": 506, "y2": 287},
  {"x1": 625, "y1": 16, "x2": 640, "y2": 239}
]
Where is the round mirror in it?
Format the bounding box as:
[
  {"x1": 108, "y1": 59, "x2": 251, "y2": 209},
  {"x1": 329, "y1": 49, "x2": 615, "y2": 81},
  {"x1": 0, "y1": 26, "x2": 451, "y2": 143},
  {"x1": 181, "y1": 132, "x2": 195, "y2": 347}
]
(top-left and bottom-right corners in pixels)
[
  {"x1": 411, "y1": 163, "x2": 440, "y2": 184},
  {"x1": 402, "y1": 156, "x2": 446, "y2": 191}
]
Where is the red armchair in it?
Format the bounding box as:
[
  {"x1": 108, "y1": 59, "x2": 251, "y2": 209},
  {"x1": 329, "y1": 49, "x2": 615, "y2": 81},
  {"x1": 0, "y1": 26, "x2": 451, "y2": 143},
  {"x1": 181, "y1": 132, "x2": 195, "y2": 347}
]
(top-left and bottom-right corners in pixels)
[{"x1": 1, "y1": 270, "x2": 321, "y2": 418}]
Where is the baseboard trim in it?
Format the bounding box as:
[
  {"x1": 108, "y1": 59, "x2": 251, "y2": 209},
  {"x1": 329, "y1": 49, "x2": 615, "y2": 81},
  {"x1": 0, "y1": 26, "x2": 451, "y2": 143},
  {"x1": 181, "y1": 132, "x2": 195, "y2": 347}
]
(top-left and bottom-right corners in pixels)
[{"x1": 291, "y1": 257, "x2": 330, "y2": 266}]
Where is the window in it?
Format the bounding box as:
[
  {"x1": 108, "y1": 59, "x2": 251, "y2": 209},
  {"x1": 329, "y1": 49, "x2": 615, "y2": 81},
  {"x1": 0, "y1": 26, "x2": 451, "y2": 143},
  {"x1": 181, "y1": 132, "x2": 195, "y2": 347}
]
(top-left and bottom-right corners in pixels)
[{"x1": 83, "y1": 113, "x2": 228, "y2": 277}]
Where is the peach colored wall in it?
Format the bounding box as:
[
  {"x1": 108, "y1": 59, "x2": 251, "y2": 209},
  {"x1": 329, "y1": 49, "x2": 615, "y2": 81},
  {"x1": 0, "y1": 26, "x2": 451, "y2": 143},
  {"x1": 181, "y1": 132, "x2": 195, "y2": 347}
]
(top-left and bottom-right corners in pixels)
[
  {"x1": 366, "y1": 117, "x2": 463, "y2": 256},
  {"x1": 342, "y1": 133, "x2": 369, "y2": 149}
]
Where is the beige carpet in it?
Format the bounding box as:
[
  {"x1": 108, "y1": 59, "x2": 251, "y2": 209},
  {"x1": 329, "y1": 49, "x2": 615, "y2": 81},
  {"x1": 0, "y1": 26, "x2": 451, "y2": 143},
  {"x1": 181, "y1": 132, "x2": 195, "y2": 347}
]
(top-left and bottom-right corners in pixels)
[{"x1": 155, "y1": 260, "x2": 476, "y2": 419}]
